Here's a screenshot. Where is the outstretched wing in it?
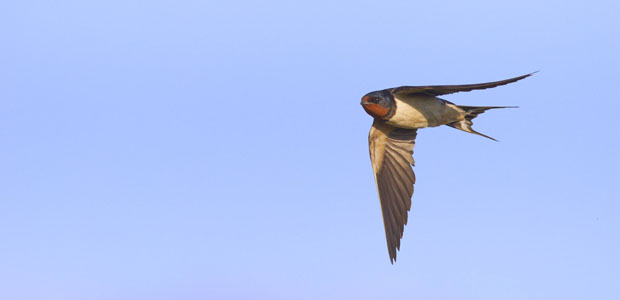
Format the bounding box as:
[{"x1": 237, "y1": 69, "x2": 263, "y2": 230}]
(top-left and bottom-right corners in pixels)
[
  {"x1": 390, "y1": 72, "x2": 534, "y2": 97},
  {"x1": 368, "y1": 120, "x2": 418, "y2": 263}
]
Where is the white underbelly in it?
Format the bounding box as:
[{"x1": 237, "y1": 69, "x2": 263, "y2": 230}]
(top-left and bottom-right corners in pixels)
[{"x1": 386, "y1": 95, "x2": 463, "y2": 129}]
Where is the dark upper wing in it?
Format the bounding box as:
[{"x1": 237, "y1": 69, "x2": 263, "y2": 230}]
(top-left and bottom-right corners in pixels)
[
  {"x1": 390, "y1": 72, "x2": 535, "y2": 97},
  {"x1": 368, "y1": 120, "x2": 417, "y2": 263}
]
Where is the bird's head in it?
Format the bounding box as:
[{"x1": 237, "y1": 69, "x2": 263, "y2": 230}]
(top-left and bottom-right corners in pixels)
[{"x1": 361, "y1": 90, "x2": 395, "y2": 119}]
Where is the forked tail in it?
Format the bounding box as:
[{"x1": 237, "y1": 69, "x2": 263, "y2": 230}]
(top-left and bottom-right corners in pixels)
[{"x1": 446, "y1": 106, "x2": 517, "y2": 141}]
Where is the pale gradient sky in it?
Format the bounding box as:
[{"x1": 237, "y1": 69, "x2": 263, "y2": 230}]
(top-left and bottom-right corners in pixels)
[{"x1": 1, "y1": 0, "x2": 619, "y2": 299}]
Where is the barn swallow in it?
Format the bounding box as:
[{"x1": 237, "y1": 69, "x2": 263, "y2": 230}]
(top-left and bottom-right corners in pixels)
[{"x1": 362, "y1": 73, "x2": 533, "y2": 263}]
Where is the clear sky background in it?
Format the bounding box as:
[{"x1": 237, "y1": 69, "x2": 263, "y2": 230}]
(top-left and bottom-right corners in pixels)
[{"x1": 2, "y1": 0, "x2": 619, "y2": 299}]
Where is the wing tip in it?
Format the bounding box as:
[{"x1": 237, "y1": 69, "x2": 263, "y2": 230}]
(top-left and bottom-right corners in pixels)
[{"x1": 507, "y1": 71, "x2": 538, "y2": 83}]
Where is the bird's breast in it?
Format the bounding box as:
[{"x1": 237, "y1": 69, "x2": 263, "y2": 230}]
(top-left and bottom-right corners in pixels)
[{"x1": 386, "y1": 95, "x2": 463, "y2": 129}]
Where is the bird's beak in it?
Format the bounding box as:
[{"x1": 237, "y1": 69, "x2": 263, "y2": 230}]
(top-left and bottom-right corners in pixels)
[{"x1": 361, "y1": 96, "x2": 371, "y2": 105}]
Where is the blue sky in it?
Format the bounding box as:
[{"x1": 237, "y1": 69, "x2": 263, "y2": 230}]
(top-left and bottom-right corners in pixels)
[{"x1": 1, "y1": 0, "x2": 619, "y2": 299}]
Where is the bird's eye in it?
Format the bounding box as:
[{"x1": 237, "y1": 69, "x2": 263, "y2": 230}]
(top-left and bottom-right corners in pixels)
[{"x1": 371, "y1": 97, "x2": 380, "y2": 103}]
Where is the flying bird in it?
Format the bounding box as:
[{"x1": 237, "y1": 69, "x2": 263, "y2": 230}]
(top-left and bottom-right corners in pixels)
[{"x1": 362, "y1": 73, "x2": 533, "y2": 263}]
